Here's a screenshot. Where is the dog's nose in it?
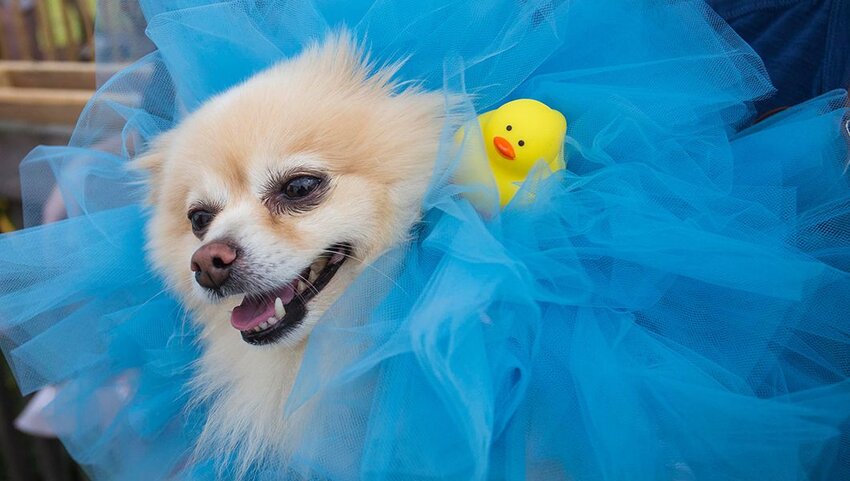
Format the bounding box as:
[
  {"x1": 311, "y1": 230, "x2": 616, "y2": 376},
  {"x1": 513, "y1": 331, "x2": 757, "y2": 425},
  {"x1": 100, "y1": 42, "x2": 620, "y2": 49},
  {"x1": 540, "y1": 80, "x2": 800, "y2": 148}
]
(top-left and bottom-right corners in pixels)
[{"x1": 191, "y1": 241, "x2": 238, "y2": 289}]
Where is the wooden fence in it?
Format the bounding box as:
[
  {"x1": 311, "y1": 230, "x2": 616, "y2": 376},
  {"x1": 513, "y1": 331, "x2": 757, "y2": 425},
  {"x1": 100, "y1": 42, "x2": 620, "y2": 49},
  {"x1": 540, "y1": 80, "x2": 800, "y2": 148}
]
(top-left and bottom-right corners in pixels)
[{"x1": 0, "y1": 60, "x2": 94, "y2": 124}]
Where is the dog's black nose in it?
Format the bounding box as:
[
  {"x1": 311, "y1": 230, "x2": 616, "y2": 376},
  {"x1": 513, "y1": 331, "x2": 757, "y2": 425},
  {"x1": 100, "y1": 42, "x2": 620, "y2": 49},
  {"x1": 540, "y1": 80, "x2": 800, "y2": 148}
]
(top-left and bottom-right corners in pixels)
[{"x1": 191, "y1": 241, "x2": 238, "y2": 289}]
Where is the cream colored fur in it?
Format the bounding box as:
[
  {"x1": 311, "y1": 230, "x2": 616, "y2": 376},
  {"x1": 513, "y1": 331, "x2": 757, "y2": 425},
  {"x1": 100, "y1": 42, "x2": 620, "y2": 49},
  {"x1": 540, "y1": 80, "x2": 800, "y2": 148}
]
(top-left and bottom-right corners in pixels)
[{"x1": 135, "y1": 34, "x2": 448, "y2": 475}]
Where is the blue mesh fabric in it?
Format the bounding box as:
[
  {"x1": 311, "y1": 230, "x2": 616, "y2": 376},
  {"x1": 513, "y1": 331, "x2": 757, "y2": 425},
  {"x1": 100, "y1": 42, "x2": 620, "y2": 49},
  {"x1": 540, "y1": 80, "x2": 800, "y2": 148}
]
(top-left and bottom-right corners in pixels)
[{"x1": 0, "y1": 1, "x2": 849, "y2": 479}]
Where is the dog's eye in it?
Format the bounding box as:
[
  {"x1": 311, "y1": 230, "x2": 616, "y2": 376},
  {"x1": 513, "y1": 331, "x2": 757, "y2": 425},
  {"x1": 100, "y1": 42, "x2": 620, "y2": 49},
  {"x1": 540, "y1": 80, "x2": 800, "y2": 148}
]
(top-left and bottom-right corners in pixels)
[
  {"x1": 283, "y1": 175, "x2": 323, "y2": 199},
  {"x1": 263, "y1": 173, "x2": 328, "y2": 215},
  {"x1": 189, "y1": 210, "x2": 215, "y2": 234}
]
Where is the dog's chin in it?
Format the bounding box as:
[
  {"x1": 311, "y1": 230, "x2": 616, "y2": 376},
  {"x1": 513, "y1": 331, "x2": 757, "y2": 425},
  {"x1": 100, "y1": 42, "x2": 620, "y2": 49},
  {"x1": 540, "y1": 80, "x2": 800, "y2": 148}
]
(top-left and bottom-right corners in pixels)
[{"x1": 194, "y1": 243, "x2": 354, "y2": 347}]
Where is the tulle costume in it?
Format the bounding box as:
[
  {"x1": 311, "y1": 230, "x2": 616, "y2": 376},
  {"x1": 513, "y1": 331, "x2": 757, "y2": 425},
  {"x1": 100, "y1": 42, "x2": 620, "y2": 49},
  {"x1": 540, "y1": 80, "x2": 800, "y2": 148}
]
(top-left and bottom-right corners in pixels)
[{"x1": 0, "y1": 0, "x2": 849, "y2": 479}]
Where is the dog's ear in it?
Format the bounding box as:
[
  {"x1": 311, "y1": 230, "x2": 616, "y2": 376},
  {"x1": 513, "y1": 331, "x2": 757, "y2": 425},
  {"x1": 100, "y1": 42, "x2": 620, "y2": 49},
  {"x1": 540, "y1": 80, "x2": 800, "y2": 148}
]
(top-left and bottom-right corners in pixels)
[{"x1": 130, "y1": 132, "x2": 172, "y2": 204}]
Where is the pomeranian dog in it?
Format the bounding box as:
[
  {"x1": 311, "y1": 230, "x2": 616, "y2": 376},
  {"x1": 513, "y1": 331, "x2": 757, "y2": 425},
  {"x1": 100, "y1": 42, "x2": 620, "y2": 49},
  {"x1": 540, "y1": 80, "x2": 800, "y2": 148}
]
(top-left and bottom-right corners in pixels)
[{"x1": 135, "y1": 34, "x2": 448, "y2": 468}]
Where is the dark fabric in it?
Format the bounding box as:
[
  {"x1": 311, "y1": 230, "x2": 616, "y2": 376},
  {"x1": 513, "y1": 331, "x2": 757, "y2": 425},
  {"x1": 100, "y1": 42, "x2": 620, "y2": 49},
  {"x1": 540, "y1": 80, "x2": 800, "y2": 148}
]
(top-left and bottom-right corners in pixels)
[{"x1": 709, "y1": 0, "x2": 850, "y2": 112}]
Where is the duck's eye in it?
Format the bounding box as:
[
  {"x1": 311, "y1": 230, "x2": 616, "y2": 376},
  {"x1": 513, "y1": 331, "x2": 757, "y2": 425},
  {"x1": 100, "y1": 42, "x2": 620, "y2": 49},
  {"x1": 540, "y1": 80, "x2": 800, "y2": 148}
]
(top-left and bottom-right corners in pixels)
[
  {"x1": 506, "y1": 125, "x2": 512, "y2": 131},
  {"x1": 283, "y1": 175, "x2": 323, "y2": 200},
  {"x1": 518, "y1": 140, "x2": 525, "y2": 147},
  {"x1": 188, "y1": 209, "x2": 215, "y2": 236}
]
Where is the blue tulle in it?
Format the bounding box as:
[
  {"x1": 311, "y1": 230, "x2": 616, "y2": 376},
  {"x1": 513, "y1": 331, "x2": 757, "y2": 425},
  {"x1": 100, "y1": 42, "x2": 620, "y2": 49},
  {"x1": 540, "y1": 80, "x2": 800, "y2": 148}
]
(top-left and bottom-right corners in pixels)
[{"x1": 1, "y1": 0, "x2": 849, "y2": 479}]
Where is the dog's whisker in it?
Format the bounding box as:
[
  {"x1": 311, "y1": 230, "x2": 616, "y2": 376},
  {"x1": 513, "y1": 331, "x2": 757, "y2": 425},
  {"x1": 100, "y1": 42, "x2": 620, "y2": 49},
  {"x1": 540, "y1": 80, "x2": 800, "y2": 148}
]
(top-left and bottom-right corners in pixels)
[
  {"x1": 317, "y1": 249, "x2": 408, "y2": 295},
  {"x1": 318, "y1": 249, "x2": 366, "y2": 264},
  {"x1": 294, "y1": 273, "x2": 321, "y2": 296}
]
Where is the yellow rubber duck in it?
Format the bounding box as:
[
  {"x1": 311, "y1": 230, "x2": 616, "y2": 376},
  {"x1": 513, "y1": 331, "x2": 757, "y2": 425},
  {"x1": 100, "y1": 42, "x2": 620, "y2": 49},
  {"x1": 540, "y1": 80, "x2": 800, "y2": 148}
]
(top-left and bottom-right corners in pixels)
[{"x1": 456, "y1": 99, "x2": 567, "y2": 208}]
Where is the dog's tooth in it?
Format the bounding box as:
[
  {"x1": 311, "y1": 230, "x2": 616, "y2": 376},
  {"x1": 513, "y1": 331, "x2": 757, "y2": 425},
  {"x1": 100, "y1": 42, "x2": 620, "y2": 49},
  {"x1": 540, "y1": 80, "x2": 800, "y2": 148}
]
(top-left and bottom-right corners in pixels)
[
  {"x1": 274, "y1": 297, "x2": 285, "y2": 318},
  {"x1": 268, "y1": 316, "x2": 279, "y2": 326},
  {"x1": 259, "y1": 321, "x2": 269, "y2": 330},
  {"x1": 312, "y1": 257, "x2": 328, "y2": 272},
  {"x1": 298, "y1": 280, "x2": 307, "y2": 293},
  {"x1": 309, "y1": 268, "x2": 319, "y2": 283},
  {"x1": 253, "y1": 327, "x2": 261, "y2": 333},
  {"x1": 330, "y1": 251, "x2": 345, "y2": 265}
]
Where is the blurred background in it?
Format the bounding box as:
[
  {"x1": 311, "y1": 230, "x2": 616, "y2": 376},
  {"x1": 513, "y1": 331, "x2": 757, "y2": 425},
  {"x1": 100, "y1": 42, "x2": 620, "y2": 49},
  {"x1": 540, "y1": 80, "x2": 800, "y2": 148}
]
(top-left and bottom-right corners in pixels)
[
  {"x1": 0, "y1": 0, "x2": 94, "y2": 479},
  {"x1": 1, "y1": 0, "x2": 94, "y2": 228}
]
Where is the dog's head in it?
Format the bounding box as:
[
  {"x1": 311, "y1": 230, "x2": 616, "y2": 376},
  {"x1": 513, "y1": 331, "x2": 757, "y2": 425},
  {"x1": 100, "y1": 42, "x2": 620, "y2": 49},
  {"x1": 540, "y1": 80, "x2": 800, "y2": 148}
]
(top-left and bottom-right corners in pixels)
[{"x1": 137, "y1": 35, "x2": 445, "y2": 347}]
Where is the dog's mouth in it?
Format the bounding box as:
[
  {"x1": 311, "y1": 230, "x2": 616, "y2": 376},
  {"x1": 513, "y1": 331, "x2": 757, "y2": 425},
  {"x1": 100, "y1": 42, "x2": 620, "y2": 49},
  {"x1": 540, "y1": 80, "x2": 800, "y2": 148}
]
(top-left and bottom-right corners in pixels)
[{"x1": 230, "y1": 243, "x2": 351, "y2": 345}]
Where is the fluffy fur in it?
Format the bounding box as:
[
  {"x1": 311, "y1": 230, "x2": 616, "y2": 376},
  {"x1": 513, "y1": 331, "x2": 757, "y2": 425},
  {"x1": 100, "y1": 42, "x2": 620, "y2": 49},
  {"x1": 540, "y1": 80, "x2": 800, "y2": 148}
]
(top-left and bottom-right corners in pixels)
[{"x1": 136, "y1": 34, "x2": 448, "y2": 473}]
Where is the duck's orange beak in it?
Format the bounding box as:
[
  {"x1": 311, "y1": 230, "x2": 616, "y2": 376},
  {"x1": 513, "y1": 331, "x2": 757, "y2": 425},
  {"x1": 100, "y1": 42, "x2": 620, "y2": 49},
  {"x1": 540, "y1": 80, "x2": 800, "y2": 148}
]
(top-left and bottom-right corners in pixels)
[{"x1": 493, "y1": 136, "x2": 515, "y2": 160}]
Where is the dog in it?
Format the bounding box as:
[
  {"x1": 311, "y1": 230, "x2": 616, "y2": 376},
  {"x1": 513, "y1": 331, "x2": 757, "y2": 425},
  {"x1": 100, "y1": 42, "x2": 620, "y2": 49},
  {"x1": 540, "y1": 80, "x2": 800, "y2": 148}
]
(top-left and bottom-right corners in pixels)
[{"x1": 135, "y1": 33, "x2": 449, "y2": 472}]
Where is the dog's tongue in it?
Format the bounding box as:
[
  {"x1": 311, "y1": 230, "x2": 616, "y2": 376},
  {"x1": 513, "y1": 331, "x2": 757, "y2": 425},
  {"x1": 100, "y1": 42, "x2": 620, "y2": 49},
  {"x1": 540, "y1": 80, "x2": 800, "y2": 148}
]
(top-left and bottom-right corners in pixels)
[
  {"x1": 230, "y1": 285, "x2": 296, "y2": 331},
  {"x1": 230, "y1": 299, "x2": 274, "y2": 331}
]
